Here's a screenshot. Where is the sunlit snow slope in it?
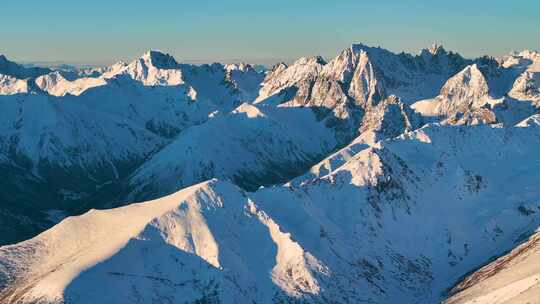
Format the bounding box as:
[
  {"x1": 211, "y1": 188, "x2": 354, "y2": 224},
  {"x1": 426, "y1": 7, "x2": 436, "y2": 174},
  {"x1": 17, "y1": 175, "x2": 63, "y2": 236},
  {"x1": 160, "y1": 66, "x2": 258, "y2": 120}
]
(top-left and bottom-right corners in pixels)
[{"x1": 2, "y1": 118, "x2": 540, "y2": 303}]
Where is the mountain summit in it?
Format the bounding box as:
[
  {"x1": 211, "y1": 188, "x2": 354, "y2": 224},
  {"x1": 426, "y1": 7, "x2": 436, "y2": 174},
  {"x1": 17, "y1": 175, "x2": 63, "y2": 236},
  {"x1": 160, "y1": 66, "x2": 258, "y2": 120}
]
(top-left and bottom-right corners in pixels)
[{"x1": 0, "y1": 43, "x2": 540, "y2": 303}]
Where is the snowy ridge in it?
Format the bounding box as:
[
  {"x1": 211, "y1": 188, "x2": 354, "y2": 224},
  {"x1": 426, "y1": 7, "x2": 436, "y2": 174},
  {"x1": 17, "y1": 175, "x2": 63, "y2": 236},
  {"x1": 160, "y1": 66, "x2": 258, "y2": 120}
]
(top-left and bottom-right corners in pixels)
[
  {"x1": 0, "y1": 44, "x2": 537, "y2": 248},
  {"x1": 0, "y1": 180, "x2": 325, "y2": 304},
  {"x1": 3, "y1": 120, "x2": 540, "y2": 303},
  {"x1": 1, "y1": 44, "x2": 540, "y2": 303},
  {"x1": 126, "y1": 102, "x2": 339, "y2": 197},
  {"x1": 35, "y1": 71, "x2": 107, "y2": 96}
]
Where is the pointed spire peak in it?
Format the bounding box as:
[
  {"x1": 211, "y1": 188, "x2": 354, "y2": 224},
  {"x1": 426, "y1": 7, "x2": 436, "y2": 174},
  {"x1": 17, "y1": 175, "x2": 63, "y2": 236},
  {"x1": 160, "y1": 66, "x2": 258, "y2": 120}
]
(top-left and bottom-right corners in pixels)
[
  {"x1": 420, "y1": 43, "x2": 447, "y2": 58},
  {"x1": 517, "y1": 49, "x2": 540, "y2": 60},
  {"x1": 450, "y1": 64, "x2": 485, "y2": 82},
  {"x1": 427, "y1": 43, "x2": 446, "y2": 55},
  {"x1": 225, "y1": 63, "x2": 255, "y2": 73},
  {"x1": 463, "y1": 63, "x2": 482, "y2": 74}
]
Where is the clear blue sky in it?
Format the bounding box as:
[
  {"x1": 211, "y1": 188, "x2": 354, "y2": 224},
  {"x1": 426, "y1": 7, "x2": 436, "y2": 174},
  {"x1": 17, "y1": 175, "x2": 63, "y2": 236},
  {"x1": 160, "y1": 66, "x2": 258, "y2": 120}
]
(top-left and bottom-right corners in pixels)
[{"x1": 2, "y1": 0, "x2": 539, "y2": 65}]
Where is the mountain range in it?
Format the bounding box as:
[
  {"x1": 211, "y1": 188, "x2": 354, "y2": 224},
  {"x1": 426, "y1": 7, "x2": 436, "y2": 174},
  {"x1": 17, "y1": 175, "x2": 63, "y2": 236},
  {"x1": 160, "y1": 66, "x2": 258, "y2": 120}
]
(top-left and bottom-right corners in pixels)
[{"x1": 0, "y1": 43, "x2": 539, "y2": 303}]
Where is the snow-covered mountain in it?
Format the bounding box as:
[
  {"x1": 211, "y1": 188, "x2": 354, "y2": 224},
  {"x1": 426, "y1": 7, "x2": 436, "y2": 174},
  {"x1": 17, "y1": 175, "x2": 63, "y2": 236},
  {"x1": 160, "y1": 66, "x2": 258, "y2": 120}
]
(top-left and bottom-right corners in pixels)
[
  {"x1": 0, "y1": 51, "x2": 266, "y2": 244},
  {"x1": 2, "y1": 117, "x2": 540, "y2": 303},
  {"x1": 1, "y1": 44, "x2": 540, "y2": 303},
  {"x1": 126, "y1": 91, "x2": 422, "y2": 201},
  {"x1": 0, "y1": 74, "x2": 29, "y2": 95},
  {"x1": 412, "y1": 49, "x2": 540, "y2": 126},
  {"x1": 0, "y1": 44, "x2": 538, "y2": 248},
  {"x1": 126, "y1": 103, "x2": 338, "y2": 197}
]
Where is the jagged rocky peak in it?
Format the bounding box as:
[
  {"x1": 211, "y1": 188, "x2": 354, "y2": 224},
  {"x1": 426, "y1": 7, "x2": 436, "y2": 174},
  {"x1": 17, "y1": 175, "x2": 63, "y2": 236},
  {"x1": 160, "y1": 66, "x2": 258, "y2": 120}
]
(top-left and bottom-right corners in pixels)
[
  {"x1": 224, "y1": 62, "x2": 255, "y2": 72},
  {"x1": 359, "y1": 95, "x2": 422, "y2": 143},
  {"x1": 517, "y1": 49, "x2": 540, "y2": 61},
  {"x1": 501, "y1": 49, "x2": 540, "y2": 70},
  {"x1": 417, "y1": 44, "x2": 471, "y2": 77},
  {"x1": 436, "y1": 64, "x2": 490, "y2": 114},
  {"x1": 433, "y1": 64, "x2": 502, "y2": 126},
  {"x1": 509, "y1": 71, "x2": 540, "y2": 102},
  {"x1": 256, "y1": 56, "x2": 325, "y2": 101},
  {"x1": 421, "y1": 43, "x2": 447, "y2": 57},
  {"x1": 138, "y1": 50, "x2": 179, "y2": 69},
  {"x1": 120, "y1": 50, "x2": 184, "y2": 86},
  {"x1": 321, "y1": 46, "x2": 361, "y2": 82},
  {"x1": 0, "y1": 73, "x2": 29, "y2": 95},
  {"x1": 315, "y1": 44, "x2": 385, "y2": 108},
  {"x1": 322, "y1": 43, "x2": 389, "y2": 87},
  {"x1": 445, "y1": 64, "x2": 488, "y2": 90},
  {"x1": 34, "y1": 71, "x2": 67, "y2": 90},
  {"x1": 346, "y1": 50, "x2": 385, "y2": 108}
]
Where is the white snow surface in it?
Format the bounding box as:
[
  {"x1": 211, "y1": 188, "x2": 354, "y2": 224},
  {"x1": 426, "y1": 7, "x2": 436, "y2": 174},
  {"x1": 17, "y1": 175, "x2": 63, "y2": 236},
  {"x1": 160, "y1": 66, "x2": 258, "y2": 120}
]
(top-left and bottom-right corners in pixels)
[
  {"x1": 3, "y1": 120, "x2": 540, "y2": 303},
  {"x1": 445, "y1": 229, "x2": 540, "y2": 304},
  {"x1": 0, "y1": 180, "x2": 324, "y2": 303},
  {"x1": 1, "y1": 45, "x2": 540, "y2": 303}
]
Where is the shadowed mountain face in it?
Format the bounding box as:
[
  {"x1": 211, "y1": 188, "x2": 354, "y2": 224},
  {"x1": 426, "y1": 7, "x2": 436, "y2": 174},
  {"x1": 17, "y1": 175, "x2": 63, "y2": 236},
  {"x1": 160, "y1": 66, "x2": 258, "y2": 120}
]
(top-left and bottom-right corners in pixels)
[{"x1": 0, "y1": 44, "x2": 540, "y2": 303}]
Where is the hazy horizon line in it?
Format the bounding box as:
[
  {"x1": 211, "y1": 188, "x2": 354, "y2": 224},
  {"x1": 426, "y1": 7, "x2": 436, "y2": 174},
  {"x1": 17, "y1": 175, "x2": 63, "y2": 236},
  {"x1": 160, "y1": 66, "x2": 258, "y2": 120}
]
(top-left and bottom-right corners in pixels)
[{"x1": 11, "y1": 43, "x2": 540, "y2": 69}]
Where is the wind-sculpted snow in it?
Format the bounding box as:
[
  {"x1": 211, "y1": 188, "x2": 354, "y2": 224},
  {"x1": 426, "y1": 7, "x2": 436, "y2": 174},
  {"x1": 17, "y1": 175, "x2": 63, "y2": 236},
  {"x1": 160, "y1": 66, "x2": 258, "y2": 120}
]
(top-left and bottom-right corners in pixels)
[{"x1": 2, "y1": 121, "x2": 540, "y2": 303}]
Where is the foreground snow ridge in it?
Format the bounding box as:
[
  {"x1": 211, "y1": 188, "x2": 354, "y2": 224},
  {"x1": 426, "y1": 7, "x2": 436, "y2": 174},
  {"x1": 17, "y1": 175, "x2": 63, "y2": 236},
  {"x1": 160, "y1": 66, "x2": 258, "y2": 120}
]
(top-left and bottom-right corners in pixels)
[
  {"x1": 2, "y1": 121, "x2": 540, "y2": 303},
  {"x1": 0, "y1": 180, "x2": 324, "y2": 304}
]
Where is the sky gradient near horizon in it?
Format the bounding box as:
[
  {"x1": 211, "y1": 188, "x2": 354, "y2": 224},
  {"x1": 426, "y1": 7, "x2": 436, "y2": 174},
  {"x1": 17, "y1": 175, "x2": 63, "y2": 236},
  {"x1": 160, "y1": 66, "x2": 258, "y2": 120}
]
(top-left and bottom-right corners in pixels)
[{"x1": 2, "y1": 1, "x2": 539, "y2": 65}]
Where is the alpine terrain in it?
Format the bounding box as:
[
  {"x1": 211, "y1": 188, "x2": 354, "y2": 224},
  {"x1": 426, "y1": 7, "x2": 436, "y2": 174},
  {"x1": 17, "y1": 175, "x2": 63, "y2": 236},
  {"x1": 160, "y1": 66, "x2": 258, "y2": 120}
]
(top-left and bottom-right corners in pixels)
[{"x1": 0, "y1": 43, "x2": 540, "y2": 303}]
